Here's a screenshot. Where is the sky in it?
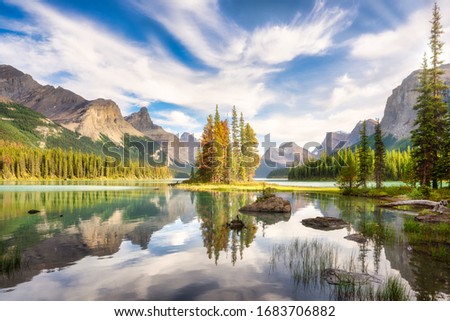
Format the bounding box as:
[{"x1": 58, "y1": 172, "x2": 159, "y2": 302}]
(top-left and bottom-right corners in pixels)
[{"x1": 0, "y1": 0, "x2": 449, "y2": 147}]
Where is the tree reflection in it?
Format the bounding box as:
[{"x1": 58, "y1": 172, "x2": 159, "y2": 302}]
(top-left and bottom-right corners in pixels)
[{"x1": 195, "y1": 192, "x2": 257, "y2": 265}]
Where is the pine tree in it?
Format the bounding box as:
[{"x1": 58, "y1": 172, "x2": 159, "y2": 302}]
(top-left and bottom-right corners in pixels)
[
  {"x1": 373, "y1": 119, "x2": 385, "y2": 188},
  {"x1": 242, "y1": 123, "x2": 260, "y2": 181},
  {"x1": 357, "y1": 120, "x2": 371, "y2": 188},
  {"x1": 231, "y1": 106, "x2": 240, "y2": 181},
  {"x1": 197, "y1": 114, "x2": 215, "y2": 182},
  {"x1": 411, "y1": 55, "x2": 434, "y2": 187},
  {"x1": 428, "y1": 2, "x2": 448, "y2": 188},
  {"x1": 238, "y1": 112, "x2": 247, "y2": 181},
  {"x1": 411, "y1": 1, "x2": 449, "y2": 189}
]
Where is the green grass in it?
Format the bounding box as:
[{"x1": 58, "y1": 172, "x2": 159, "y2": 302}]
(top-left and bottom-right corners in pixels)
[
  {"x1": 333, "y1": 275, "x2": 410, "y2": 301},
  {"x1": 403, "y1": 219, "x2": 450, "y2": 260},
  {"x1": 176, "y1": 182, "x2": 340, "y2": 193}
]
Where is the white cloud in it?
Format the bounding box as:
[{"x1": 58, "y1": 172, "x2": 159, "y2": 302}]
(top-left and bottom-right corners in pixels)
[
  {"x1": 309, "y1": 1, "x2": 450, "y2": 136},
  {"x1": 4, "y1": 0, "x2": 445, "y2": 147},
  {"x1": 245, "y1": 2, "x2": 350, "y2": 64},
  {"x1": 152, "y1": 110, "x2": 202, "y2": 134}
]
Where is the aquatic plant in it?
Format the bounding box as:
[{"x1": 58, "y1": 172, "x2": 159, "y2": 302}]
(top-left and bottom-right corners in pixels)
[
  {"x1": 270, "y1": 238, "x2": 339, "y2": 289},
  {"x1": 0, "y1": 244, "x2": 21, "y2": 276},
  {"x1": 332, "y1": 275, "x2": 411, "y2": 301}
]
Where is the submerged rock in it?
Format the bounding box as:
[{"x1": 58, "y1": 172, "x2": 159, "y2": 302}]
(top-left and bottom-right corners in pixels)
[
  {"x1": 226, "y1": 215, "x2": 245, "y2": 230},
  {"x1": 322, "y1": 268, "x2": 382, "y2": 285},
  {"x1": 239, "y1": 196, "x2": 291, "y2": 213},
  {"x1": 344, "y1": 233, "x2": 367, "y2": 243},
  {"x1": 28, "y1": 209, "x2": 40, "y2": 214},
  {"x1": 301, "y1": 217, "x2": 348, "y2": 231}
]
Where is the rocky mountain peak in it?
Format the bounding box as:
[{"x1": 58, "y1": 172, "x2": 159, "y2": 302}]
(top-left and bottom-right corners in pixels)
[
  {"x1": 0, "y1": 65, "x2": 26, "y2": 78},
  {"x1": 124, "y1": 106, "x2": 156, "y2": 131},
  {"x1": 0, "y1": 65, "x2": 144, "y2": 145},
  {"x1": 380, "y1": 63, "x2": 450, "y2": 140},
  {"x1": 124, "y1": 107, "x2": 175, "y2": 143}
]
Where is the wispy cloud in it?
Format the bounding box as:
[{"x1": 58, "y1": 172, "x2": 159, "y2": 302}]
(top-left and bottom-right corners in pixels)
[
  {"x1": 4, "y1": 0, "x2": 442, "y2": 146},
  {"x1": 244, "y1": 1, "x2": 351, "y2": 64},
  {"x1": 152, "y1": 110, "x2": 202, "y2": 134}
]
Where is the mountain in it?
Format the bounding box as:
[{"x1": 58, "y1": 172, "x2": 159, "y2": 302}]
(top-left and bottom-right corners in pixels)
[
  {"x1": 124, "y1": 107, "x2": 174, "y2": 142},
  {"x1": 380, "y1": 63, "x2": 450, "y2": 141},
  {"x1": 255, "y1": 142, "x2": 313, "y2": 178},
  {"x1": 0, "y1": 65, "x2": 142, "y2": 145},
  {"x1": 314, "y1": 119, "x2": 377, "y2": 157},
  {"x1": 125, "y1": 107, "x2": 198, "y2": 167},
  {"x1": 0, "y1": 100, "x2": 102, "y2": 153}
]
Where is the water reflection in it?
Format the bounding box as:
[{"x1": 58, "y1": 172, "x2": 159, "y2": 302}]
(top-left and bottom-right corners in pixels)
[
  {"x1": 196, "y1": 192, "x2": 257, "y2": 265},
  {"x1": 0, "y1": 185, "x2": 448, "y2": 300}
]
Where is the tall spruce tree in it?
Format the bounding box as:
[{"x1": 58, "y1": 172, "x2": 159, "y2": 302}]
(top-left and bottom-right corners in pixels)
[
  {"x1": 242, "y1": 123, "x2": 260, "y2": 181},
  {"x1": 238, "y1": 112, "x2": 247, "y2": 181},
  {"x1": 357, "y1": 120, "x2": 371, "y2": 188},
  {"x1": 231, "y1": 106, "x2": 240, "y2": 181},
  {"x1": 373, "y1": 119, "x2": 385, "y2": 188},
  {"x1": 411, "y1": 3, "x2": 448, "y2": 187},
  {"x1": 411, "y1": 55, "x2": 434, "y2": 187},
  {"x1": 429, "y1": 2, "x2": 448, "y2": 188}
]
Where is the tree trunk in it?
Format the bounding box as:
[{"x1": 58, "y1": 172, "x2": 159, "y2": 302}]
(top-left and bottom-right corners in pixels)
[{"x1": 381, "y1": 200, "x2": 449, "y2": 213}]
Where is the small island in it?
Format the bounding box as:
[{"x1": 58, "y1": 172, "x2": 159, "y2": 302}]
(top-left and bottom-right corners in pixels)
[{"x1": 239, "y1": 188, "x2": 291, "y2": 213}]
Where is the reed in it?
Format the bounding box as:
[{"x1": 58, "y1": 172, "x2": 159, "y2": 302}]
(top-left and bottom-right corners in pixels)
[{"x1": 270, "y1": 238, "x2": 339, "y2": 289}]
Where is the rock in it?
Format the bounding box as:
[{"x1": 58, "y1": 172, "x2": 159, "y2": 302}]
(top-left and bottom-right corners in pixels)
[
  {"x1": 226, "y1": 215, "x2": 245, "y2": 230},
  {"x1": 28, "y1": 209, "x2": 40, "y2": 214},
  {"x1": 322, "y1": 268, "x2": 382, "y2": 285},
  {"x1": 239, "y1": 196, "x2": 291, "y2": 213},
  {"x1": 380, "y1": 64, "x2": 450, "y2": 141},
  {"x1": 301, "y1": 217, "x2": 348, "y2": 231},
  {"x1": 344, "y1": 233, "x2": 367, "y2": 243}
]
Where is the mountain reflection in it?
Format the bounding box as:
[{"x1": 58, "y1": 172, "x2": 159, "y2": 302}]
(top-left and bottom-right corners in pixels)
[{"x1": 0, "y1": 186, "x2": 183, "y2": 288}]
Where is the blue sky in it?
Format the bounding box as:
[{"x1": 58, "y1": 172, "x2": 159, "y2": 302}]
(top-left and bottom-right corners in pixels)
[{"x1": 0, "y1": 0, "x2": 449, "y2": 146}]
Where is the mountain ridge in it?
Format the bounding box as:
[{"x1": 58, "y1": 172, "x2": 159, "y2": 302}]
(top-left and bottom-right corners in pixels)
[{"x1": 0, "y1": 65, "x2": 142, "y2": 145}]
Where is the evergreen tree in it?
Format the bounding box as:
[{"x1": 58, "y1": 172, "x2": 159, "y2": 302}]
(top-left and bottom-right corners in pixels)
[
  {"x1": 231, "y1": 106, "x2": 240, "y2": 181},
  {"x1": 194, "y1": 106, "x2": 259, "y2": 183},
  {"x1": 411, "y1": 55, "x2": 434, "y2": 186},
  {"x1": 196, "y1": 114, "x2": 215, "y2": 182},
  {"x1": 336, "y1": 148, "x2": 357, "y2": 190},
  {"x1": 238, "y1": 112, "x2": 247, "y2": 181},
  {"x1": 428, "y1": 2, "x2": 448, "y2": 188},
  {"x1": 357, "y1": 120, "x2": 371, "y2": 188},
  {"x1": 373, "y1": 119, "x2": 385, "y2": 188},
  {"x1": 242, "y1": 123, "x2": 260, "y2": 181},
  {"x1": 212, "y1": 106, "x2": 225, "y2": 183}
]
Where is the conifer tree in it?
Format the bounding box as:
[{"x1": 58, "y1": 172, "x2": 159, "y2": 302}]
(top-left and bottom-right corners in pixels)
[
  {"x1": 231, "y1": 106, "x2": 240, "y2": 181},
  {"x1": 197, "y1": 114, "x2": 215, "y2": 182},
  {"x1": 411, "y1": 2, "x2": 448, "y2": 188},
  {"x1": 238, "y1": 112, "x2": 247, "y2": 181},
  {"x1": 242, "y1": 123, "x2": 260, "y2": 180},
  {"x1": 357, "y1": 120, "x2": 371, "y2": 188},
  {"x1": 411, "y1": 55, "x2": 434, "y2": 187},
  {"x1": 428, "y1": 2, "x2": 448, "y2": 188},
  {"x1": 374, "y1": 120, "x2": 386, "y2": 188},
  {"x1": 373, "y1": 120, "x2": 385, "y2": 188}
]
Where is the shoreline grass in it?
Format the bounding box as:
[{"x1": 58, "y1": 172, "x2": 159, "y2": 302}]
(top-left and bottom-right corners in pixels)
[{"x1": 175, "y1": 182, "x2": 340, "y2": 193}]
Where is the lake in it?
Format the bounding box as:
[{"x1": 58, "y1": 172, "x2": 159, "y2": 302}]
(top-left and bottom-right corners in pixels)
[{"x1": 0, "y1": 181, "x2": 448, "y2": 300}]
